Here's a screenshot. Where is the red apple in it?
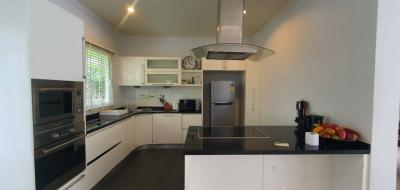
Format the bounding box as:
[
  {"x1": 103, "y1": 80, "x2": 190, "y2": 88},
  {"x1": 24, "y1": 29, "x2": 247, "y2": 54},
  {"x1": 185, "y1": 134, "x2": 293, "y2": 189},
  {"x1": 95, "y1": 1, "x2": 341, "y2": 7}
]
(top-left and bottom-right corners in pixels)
[
  {"x1": 337, "y1": 129, "x2": 347, "y2": 140},
  {"x1": 330, "y1": 124, "x2": 339, "y2": 131},
  {"x1": 346, "y1": 133, "x2": 358, "y2": 141}
]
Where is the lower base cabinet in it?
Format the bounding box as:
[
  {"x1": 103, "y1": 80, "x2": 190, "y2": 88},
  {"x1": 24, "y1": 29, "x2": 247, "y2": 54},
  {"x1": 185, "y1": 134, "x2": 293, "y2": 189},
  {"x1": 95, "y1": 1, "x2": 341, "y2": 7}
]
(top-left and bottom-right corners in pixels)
[
  {"x1": 185, "y1": 155, "x2": 369, "y2": 190},
  {"x1": 121, "y1": 117, "x2": 136, "y2": 158},
  {"x1": 153, "y1": 114, "x2": 182, "y2": 144},
  {"x1": 182, "y1": 114, "x2": 202, "y2": 143},
  {"x1": 84, "y1": 121, "x2": 127, "y2": 189},
  {"x1": 135, "y1": 114, "x2": 153, "y2": 145},
  {"x1": 185, "y1": 155, "x2": 264, "y2": 190},
  {"x1": 58, "y1": 172, "x2": 87, "y2": 190},
  {"x1": 86, "y1": 141, "x2": 124, "y2": 189},
  {"x1": 63, "y1": 113, "x2": 202, "y2": 189}
]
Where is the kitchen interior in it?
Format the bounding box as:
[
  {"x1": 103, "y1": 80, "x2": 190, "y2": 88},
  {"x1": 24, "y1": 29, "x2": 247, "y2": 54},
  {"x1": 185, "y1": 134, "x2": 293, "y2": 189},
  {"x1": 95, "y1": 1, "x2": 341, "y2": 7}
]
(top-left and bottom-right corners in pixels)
[{"x1": 2, "y1": 0, "x2": 400, "y2": 190}]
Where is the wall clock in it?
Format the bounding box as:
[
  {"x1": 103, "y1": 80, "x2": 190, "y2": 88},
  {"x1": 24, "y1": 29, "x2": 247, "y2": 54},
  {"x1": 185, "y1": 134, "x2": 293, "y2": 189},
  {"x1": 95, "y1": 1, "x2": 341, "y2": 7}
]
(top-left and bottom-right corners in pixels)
[{"x1": 182, "y1": 56, "x2": 198, "y2": 70}]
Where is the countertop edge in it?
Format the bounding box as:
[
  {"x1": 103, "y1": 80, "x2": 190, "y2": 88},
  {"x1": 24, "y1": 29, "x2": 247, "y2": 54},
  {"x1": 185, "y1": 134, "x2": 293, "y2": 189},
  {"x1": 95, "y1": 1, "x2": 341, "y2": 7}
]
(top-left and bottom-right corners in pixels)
[
  {"x1": 86, "y1": 111, "x2": 201, "y2": 134},
  {"x1": 183, "y1": 150, "x2": 371, "y2": 155}
]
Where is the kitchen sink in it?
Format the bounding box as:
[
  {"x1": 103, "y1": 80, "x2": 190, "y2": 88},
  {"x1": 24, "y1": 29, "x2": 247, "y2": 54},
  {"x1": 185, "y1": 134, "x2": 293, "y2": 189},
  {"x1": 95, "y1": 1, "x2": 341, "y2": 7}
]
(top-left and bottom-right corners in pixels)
[{"x1": 100, "y1": 109, "x2": 129, "y2": 116}]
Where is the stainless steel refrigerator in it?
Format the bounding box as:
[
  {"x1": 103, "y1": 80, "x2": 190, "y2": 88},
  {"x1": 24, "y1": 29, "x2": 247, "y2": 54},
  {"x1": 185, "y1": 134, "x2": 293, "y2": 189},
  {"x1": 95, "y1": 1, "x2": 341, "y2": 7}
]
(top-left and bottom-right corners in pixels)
[{"x1": 210, "y1": 81, "x2": 237, "y2": 126}]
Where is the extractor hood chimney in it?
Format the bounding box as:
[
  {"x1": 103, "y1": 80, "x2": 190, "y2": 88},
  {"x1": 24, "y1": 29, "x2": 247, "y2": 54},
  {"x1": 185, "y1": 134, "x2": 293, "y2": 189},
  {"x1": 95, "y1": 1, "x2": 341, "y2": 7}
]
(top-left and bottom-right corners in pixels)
[{"x1": 191, "y1": 0, "x2": 275, "y2": 61}]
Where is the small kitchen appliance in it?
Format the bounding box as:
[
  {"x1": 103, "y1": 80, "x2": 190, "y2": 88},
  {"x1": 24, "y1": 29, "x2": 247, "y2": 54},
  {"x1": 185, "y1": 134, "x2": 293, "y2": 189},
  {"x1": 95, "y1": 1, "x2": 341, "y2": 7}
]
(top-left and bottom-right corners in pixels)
[{"x1": 179, "y1": 99, "x2": 201, "y2": 112}]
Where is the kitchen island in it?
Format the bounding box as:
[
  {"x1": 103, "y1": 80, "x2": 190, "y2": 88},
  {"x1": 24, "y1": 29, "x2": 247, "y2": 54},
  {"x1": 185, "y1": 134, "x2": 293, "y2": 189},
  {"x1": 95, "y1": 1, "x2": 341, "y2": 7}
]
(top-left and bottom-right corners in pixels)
[{"x1": 183, "y1": 126, "x2": 370, "y2": 190}]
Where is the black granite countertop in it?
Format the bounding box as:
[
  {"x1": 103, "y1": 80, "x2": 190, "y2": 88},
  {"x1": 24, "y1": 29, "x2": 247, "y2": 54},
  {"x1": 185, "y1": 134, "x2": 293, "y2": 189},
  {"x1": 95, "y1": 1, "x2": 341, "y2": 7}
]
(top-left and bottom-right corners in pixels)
[
  {"x1": 183, "y1": 126, "x2": 370, "y2": 155},
  {"x1": 86, "y1": 110, "x2": 201, "y2": 134}
]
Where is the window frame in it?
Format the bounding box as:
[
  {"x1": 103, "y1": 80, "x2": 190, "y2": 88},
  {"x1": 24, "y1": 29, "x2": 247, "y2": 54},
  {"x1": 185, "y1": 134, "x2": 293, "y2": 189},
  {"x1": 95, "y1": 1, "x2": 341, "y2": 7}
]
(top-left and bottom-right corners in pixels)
[{"x1": 84, "y1": 42, "x2": 113, "y2": 111}]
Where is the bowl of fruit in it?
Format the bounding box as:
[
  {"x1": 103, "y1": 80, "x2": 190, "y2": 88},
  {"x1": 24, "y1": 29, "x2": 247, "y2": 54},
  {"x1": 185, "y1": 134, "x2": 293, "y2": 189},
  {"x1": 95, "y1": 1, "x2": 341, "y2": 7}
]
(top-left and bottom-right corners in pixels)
[{"x1": 312, "y1": 123, "x2": 359, "y2": 142}]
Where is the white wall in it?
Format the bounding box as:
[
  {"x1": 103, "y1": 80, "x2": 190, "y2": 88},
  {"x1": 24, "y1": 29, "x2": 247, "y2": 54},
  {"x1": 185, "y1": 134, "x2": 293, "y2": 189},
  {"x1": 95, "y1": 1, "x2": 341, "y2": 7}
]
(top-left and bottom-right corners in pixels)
[
  {"x1": 0, "y1": 0, "x2": 35, "y2": 189},
  {"x1": 369, "y1": 0, "x2": 400, "y2": 189},
  {"x1": 251, "y1": 0, "x2": 377, "y2": 142},
  {"x1": 119, "y1": 86, "x2": 202, "y2": 107},
  {"x1": 116, "y1": 35, "x2": 216, "y2": 57},
  {"x1": 50, "y1": 0, "x2": 118, "y2": 52}
]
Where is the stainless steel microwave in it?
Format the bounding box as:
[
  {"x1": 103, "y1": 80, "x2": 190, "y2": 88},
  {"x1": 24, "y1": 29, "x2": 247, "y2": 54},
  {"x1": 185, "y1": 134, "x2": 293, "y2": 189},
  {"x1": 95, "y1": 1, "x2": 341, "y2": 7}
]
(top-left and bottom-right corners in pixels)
[{"x1": 31, "y1": 79, "x2": 84, "y2": 126}]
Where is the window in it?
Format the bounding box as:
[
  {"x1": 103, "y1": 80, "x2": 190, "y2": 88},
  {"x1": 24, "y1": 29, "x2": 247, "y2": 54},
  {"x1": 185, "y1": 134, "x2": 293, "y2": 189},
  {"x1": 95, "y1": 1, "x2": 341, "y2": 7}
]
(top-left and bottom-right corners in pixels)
[{"x1": 85, "y1": 42, "x2": 113, "y2": 110}]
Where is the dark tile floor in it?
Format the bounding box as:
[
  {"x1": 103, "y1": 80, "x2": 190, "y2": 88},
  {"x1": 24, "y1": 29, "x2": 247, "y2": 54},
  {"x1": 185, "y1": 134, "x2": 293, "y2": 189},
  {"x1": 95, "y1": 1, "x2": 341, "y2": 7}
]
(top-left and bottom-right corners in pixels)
[{"x1": 93, "y1": 149, "x2": 184, "y2": 190}]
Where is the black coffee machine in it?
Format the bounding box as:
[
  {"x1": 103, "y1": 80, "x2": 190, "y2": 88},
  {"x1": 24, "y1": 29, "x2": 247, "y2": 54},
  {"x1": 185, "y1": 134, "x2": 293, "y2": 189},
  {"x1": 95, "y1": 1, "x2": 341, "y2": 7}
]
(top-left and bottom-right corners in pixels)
[{"x1": 295, "y1": 100, "x2": 324, "y2": 132}]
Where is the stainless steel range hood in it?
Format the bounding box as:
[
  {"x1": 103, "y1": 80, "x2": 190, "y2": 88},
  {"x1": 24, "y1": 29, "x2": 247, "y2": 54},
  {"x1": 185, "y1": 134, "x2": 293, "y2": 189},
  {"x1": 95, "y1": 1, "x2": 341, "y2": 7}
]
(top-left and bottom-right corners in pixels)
[{"x1": 191, "y1": 0, "x2": 275, "y2": 61}]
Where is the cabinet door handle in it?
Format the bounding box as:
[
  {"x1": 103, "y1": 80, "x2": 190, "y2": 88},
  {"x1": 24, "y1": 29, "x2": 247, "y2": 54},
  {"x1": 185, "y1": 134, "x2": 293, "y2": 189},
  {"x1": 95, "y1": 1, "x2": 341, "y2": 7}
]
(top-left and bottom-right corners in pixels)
[
  {"x1": 252, "y1": 89, "x2": 256, "y2": 111},
  {"x1": 82, "y1": 37, "x2": 86, "y2": 79},
  {"x1": 64, "y1": 174, "x2": 85, "y2": 190}
]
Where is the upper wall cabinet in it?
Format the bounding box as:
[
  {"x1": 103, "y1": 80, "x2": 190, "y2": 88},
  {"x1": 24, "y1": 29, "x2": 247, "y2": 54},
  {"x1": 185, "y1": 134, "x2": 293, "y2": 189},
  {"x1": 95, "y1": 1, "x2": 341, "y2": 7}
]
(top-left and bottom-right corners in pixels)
[
  {"x1": 202, "y1": 59, "x2": 246, "y2": 71},
  {"x1": 145, "y1": 71, "x2": 181, "y2": 86},
  {"x1": 145, "y1": 57, "x2": 181, "y2": 71},
  {"x1": 118, "y1": 57, "x2": 145, "y2": 86},
  {"x1": 29, "y1": 0, "x2": 84, "y2": 81}
]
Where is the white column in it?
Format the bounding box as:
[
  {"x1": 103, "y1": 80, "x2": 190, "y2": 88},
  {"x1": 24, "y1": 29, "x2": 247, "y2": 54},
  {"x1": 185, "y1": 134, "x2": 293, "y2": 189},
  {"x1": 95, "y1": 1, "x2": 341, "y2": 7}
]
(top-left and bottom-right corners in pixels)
[
  {"x1": 369, "y1": 0, "x2": 400, "y2": 189},
  {"x1": 0, "y1": 0, "x2": 35, "y2": 189}
]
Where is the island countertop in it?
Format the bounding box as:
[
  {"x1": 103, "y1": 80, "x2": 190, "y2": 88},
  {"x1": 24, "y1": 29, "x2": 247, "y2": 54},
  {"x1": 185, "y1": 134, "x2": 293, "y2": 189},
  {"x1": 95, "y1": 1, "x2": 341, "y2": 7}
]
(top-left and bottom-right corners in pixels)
[{"x1": 183, "y1": 126, "x2": 370, "y2": 155}]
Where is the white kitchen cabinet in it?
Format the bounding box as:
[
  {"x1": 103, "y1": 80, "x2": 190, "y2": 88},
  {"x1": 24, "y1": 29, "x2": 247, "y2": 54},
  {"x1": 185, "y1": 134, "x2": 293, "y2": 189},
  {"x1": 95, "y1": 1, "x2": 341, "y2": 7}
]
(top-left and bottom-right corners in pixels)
[
  {"x1": 145, "y1": 71, "x2": 181, "y2": 86},
  {"x1": 29, "y1": 0, "x2": 84, "y2": 81},
  {"x1": 185, "y1": 155, "x2": 264, "y2": 190},
  {"x1": 86, "y1": 140, "x2": 124, "y2": 189},
  {"x1": 153, "y1": 114, "x2": 182, "y2": 144},
  {"x1": 124, "y1": 116, "x2": 136, "y2": 154},
  {"x1": 182, "y1": 129, "x2": 189, "y2": 144},
  {"x1": 202, "y1": 59, "x2": 246, "y2": 71},
  {"x1": 145, "y1": 57, "x2": 181, "y2": 71},
  {"x1": 118, "y1": 57, "x2": 145, "y2": 86},
  {"x1": 119, "y1": 117, "x2": 135, "y2": 158},
  {"x1": 58, "y1": 172, "x2": 87, "y2": 190},
  {"x1": 86, "y1": 121, "x2": 124, "y2": 164},
  {"x1": 182, "y1": 114, "x2": 202, "y2": 143},
  {"x1": 244, "y1": 60, "x2": 262, "y2": 125},
  {"x1": 135, "y1": 114, "x2": 153, "y2": 146}
]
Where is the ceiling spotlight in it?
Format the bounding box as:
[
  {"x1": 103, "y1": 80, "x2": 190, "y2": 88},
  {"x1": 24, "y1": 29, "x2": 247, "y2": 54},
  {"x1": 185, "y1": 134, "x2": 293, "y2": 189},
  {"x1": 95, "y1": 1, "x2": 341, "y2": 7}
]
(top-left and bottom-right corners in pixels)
[
  {"x1": 243, "y1": 9, "x2": 247, "y2": 14},
  {"x1": 127, "y1": 6, "x2": 135, "y2": 13}
]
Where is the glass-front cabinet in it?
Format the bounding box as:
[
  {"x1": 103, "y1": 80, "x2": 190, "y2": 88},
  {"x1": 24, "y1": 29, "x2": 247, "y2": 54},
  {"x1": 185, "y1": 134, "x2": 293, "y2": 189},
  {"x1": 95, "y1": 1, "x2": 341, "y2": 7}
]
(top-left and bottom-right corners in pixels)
[
  {"x1": 145, "y1": 71, "x2": 181, "y2": 86},
  {"x1": 145, "y1": 57, "x2": 181, "y2": 71}
]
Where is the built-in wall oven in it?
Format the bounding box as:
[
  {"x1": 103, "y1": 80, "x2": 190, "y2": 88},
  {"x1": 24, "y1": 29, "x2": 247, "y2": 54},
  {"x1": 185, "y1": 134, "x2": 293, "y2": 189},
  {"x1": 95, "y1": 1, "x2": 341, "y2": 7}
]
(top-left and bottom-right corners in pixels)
[{"x1": 32, "y1": 79, "x2": 85, "y2": 190}]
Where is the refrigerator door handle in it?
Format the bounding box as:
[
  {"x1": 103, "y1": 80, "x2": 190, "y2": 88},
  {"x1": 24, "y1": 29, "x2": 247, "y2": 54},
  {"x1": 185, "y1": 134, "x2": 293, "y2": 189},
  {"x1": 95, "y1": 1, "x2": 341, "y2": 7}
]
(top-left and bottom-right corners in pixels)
[{"x1": 213, "y1": 102, "x2": 234, "y2": 105}]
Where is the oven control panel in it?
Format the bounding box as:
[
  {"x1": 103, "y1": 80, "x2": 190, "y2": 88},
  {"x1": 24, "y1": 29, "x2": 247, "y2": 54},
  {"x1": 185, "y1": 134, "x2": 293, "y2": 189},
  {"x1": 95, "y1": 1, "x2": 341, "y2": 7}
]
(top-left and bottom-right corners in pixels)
[{"x1": 34, "y1": 120, "x2": 85, "y2": 149}]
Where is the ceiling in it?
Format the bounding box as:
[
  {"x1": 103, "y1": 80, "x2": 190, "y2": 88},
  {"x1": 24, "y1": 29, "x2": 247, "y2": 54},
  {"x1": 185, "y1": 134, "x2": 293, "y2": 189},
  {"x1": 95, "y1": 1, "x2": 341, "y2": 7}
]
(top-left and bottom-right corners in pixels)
[{"x1": 79, "y1": 0, "x2": 290, "y2": 37}]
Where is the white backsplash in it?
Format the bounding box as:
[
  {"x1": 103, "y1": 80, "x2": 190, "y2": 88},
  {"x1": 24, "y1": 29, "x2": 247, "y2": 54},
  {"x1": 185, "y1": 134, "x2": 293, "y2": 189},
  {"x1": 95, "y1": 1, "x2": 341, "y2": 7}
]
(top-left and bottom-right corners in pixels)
[{"x1": 119, "y1": 86, "x2": 202, "y2": 107}]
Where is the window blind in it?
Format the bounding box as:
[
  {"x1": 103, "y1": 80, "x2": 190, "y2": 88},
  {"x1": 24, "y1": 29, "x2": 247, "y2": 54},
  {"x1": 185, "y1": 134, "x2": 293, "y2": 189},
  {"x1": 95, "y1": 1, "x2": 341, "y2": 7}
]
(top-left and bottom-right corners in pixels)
[{"x1": 85, "y1": 42, "x2": 113, "y2": 109}]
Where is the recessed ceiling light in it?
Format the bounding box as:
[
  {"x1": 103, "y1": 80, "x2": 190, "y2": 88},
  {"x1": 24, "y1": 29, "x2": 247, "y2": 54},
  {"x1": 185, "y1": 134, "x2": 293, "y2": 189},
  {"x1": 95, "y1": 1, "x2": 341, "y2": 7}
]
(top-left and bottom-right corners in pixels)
[
  {"x1": 127, "y1": 6, "x2": 135, "y2": 13},
  {"x1": 243, "y1": 9, "x2": 247, "y2": 14}
]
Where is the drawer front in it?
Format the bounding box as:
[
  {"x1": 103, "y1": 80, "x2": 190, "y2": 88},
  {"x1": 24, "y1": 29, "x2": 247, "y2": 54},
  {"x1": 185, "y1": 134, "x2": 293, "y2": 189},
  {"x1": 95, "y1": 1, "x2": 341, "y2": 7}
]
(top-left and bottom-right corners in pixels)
[
  {"x1": 58, "y1": 172, "x2": 87, "y2": 190},
  {"x1": 85, "y1": 142, "x2": 123, "y2": 189},
  {"x1": 86, "y1": 122, "x2": 124, "y2": 163}
]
